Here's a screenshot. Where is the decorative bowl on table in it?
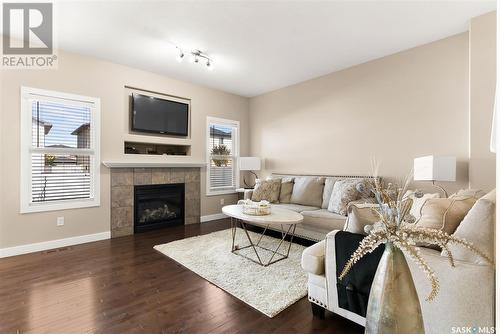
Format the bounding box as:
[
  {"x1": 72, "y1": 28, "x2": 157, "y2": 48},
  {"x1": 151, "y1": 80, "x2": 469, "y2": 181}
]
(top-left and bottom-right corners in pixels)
[{"x1": 238, "y1": 199, "x2": 271, "y2": 216}]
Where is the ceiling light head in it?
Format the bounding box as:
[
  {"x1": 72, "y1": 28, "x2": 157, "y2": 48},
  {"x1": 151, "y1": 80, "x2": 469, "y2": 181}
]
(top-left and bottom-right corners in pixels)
[
  {"x1": 176, "y1": 49, "x2": 184, "y2": 62},
  {"x1": 206, "y1": 59, "x2": 213, "y2": 71}
]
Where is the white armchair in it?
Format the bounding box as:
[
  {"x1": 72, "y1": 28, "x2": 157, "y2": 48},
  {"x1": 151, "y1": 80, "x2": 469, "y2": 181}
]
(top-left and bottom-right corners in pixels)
[{"x1": 301, "y1": 191, "x2": 495, "y2": 334}]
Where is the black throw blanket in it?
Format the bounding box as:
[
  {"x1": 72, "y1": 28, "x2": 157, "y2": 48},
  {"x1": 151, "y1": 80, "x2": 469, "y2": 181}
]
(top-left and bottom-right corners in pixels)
[{"x1": 335, "y1": 231, "x2": 384, "y2": 317}]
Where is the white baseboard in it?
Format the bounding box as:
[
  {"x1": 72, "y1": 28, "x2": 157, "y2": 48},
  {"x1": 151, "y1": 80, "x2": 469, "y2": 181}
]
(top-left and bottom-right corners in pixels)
[
  {"x1": 0, "y1": 231, "x2": 111, "y2": 258},
  {"x1": 200, "y1": 213, "x2": 227, "y2": 223}
]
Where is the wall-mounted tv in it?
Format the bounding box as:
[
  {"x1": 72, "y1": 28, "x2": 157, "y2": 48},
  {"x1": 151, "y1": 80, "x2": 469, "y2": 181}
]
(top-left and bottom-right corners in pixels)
[{"x1": 131, "y1": 93, "x2": 189, "y2": 136}]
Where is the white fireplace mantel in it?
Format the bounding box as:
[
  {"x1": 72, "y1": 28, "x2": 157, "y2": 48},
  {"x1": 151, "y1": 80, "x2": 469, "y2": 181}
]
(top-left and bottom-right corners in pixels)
[{"x1": 102, "y1": 158, "x2": 205, "y2": 168}]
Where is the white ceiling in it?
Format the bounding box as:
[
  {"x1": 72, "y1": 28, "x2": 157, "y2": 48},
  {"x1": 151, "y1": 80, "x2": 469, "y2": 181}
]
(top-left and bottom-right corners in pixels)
[{"x1": 41, "y1": 1, "x2": 500, "y2": 96}]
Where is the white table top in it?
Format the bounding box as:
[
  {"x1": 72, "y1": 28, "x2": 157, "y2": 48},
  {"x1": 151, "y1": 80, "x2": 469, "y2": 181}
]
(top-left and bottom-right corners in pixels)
[{"x1": 222, "y1": 204, "x2": 303, "y2": 225}]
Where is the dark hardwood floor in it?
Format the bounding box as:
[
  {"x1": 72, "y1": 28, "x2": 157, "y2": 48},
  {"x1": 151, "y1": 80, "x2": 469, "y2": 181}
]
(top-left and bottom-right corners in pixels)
[{"x1": 0, "y1": 219, "x2": 363, "y2": 334}]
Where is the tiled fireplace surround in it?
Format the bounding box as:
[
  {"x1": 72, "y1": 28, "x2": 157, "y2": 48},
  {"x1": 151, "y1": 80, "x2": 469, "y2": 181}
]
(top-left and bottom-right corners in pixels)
[{"x1": 110, "y1": 167, "x2": 201, "y2": 238}]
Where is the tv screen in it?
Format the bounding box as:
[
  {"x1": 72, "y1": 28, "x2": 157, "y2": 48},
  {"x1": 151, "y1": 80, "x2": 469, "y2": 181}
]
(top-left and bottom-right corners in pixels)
[{"x1": 131, "y1": 93, "x2": 189, "y2": 136}]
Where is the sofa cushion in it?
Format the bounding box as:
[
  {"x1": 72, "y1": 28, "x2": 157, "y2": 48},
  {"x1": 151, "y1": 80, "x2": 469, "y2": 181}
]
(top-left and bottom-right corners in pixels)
[
  {"x1": 273, "y1": 203, "x2": 319, "y2": 213},
  {"x1": 279, "y1": 179, "x2": 294, "y2": 204},
  {"x1": 416, "y1": 196, "x2": 476, "y2": 235},
  {"x1": 405, "y1": 190, "x2": 440, "y2": 220},
  {"x1": 301, "y1": 240, "x2": 325, "y2": 275},
  {"x1": 444, "y1": 189, "x2": 495, "y2": 265},
  {"x1": 251, "y1": 179, "x2": 281, "y2": 203},
  {"x1": 450, "y1": 189, "x2": 486, "y2": 199},
  {"x1": 344, "y1": 204, "x2": 379, "y2": 234},
  {"x1": 321, "y1": 177, "x2": 337, "y2": 209},
  {"x1": 327, "y1": 178, "x2": 361, "y2": 215},
  {"x1": 290, "y1": 177, "x2": 325, "y2": 207},
  {"x1": 301, "y1": 209, "x2": 347, "y2": 231}
]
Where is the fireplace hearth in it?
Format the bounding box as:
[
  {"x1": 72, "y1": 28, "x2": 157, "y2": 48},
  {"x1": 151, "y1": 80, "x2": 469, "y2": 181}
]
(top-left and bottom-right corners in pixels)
[{"x1": 134, "y1": 183, "x2": 185, "y2": 233}]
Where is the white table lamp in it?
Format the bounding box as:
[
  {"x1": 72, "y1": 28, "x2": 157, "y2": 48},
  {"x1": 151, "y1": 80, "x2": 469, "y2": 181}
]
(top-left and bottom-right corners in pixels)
[
  {"x1": 414, "y1": 156, "x2": 456, "y2": 197},
  {"x1": 239, "y1": 157, "x2": 261, "y2": 188}
]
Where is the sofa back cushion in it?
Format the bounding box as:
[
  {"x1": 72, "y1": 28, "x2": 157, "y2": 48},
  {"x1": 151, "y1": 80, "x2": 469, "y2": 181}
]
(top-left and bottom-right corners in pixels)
[
  {"x1": 279, "y1": 178, "x2": 294, "y2": 203},
  {"x1": 290, "y1": 176, "x2": 325, "y2": 207},
  {"x1": 251, "y1": 179, "x2": 281, "y2": 203},
  {"x1": 444, "y1": 189, "x2": 495, "y2": 265},
  {"x1": 321, "y1": 177, "x2": 337, "y2": 209}
]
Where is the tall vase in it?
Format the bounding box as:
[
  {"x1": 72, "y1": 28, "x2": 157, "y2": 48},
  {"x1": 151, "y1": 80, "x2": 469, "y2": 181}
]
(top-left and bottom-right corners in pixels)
[{"x1": 365, "y1": 242, "x2": 425, "y2": 334}]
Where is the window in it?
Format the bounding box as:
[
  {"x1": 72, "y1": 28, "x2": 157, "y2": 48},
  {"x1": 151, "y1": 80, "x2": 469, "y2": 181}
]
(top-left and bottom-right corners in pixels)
[
  {"x1": 20, "y1": 87, "x2": 100, "y2": 213},
  {"x1": 206, "y1": 117, "x2": 239, "y2": 195}
]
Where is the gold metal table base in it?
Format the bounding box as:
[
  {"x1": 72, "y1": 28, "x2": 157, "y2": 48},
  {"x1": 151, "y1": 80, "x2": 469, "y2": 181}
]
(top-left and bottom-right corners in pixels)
[{"x1": 230, "y1": 217, "x2": 297, "y2": 267}]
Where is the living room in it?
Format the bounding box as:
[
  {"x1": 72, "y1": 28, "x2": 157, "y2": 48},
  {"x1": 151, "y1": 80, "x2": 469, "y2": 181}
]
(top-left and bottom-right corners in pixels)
[{"x1": 0, "y1": 1, "x2": 498, "y2": 333}]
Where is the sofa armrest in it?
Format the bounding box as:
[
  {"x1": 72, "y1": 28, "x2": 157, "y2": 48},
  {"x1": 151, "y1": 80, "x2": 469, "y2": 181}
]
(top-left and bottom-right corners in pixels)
[
  {"x1": 301, "y1": 240, "x2": 326, "y2": 275},
  {"x1": 243, "y1": 189, "x2": 254, "y2": 200},
  {"x1": 408, "y1": 248, "x2": 494, "y2": 333},
  {"x1": 324, "y1": 230, "x2": 494, "y2": 332}
]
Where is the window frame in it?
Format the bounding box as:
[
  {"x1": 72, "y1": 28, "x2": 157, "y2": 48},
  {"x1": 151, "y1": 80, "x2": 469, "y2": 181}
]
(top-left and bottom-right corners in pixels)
[
  {"x1": 206, "y1": 116, "x2": 240, "y2": 196},
  {"x1": 20, "y1": 86, "x2": 101, "y2": 213}
]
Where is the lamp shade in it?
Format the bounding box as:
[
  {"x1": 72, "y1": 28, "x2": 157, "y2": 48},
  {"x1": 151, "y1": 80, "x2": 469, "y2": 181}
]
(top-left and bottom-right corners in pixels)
[
  {"x1": 413, "y1": 156, "x2": 456, "y2": 182},
  {"x1": 239, "y1": 157, "x2": 261, "y2": 171}
]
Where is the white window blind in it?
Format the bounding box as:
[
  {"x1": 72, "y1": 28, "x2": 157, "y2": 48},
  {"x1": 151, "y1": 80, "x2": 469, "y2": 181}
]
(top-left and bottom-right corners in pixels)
[
  {"x1": 21, "y1": 87, "x2": 100, "y2": 213},
  {"x1": 207, "y1": 117, "x2": 239, "y2": 195}
]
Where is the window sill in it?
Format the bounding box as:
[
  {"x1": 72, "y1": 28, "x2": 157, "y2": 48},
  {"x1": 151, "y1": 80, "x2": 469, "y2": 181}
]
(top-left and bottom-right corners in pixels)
[
  {"x1": 206, "y1": 190, "x2": 238, "y2": 197},
  {"x1": 20, "y1": 198, "x2": 100, "y2": 214}
]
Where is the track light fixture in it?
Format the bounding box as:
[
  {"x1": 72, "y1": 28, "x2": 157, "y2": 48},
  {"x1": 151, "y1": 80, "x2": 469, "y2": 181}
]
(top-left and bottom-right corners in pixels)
[{"x1": 175, "y1": 47, "x2": 213, "y2": 70}]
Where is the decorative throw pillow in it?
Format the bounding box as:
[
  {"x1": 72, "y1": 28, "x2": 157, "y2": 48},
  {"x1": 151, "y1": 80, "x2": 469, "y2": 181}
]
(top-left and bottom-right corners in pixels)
[
  {"x1": 344, "y1": 204, "x2": 379, "y2": 234},
  {"x1": 405, "y1": 190, "x2": 440, "y2": 220},
  {"x1": 251, "y1": 179, "x2": 281, "y2": 203},
  {"x1": 443, "y1": 189, "x2": 495, "y2": 265},
  {"x1": 289, "y1": 177, "x2": 325, "y2": 207},
  {"x1": 321, "y1": 178, "x2": 337, "y2": 209},
  {"x1": 415, "y1": 197, "x2": 477, "y2": 235},
  {"x1": 449, "y1": 189, "x2": 486, "y2": 200},
  {"x1": 327, "y1": 179, "x2": 361, "y2": 215},
  {"x1": 279, "y1": 179, "x2": 294, "y2": 204}
]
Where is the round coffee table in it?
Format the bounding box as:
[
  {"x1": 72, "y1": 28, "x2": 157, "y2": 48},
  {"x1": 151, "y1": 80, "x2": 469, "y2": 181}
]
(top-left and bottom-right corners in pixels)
[{"x1": 222, "y1": 204, "x2": 303, "y2": 267}]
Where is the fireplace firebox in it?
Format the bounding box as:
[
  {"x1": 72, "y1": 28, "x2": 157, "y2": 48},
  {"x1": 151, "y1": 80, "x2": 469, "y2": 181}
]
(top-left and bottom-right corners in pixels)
[{"x1": 134, "y1": 183, "x2": 185, "y2": 233}]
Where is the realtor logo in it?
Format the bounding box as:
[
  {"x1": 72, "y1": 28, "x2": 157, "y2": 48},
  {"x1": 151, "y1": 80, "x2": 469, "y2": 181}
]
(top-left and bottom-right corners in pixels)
[{"x1": 2, "y1": 2, "x2": 57, "y2": 68}]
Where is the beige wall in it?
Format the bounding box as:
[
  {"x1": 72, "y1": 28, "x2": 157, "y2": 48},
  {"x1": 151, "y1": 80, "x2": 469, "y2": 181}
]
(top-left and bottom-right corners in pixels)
[
  {"x1": 469, "y1": 12, "x2": 496, "y2": 191},
  {"x1": 249, "y1": 33, "x2": 470, "y2": 193},
  {"x1": 0, "y1": 50, "x2": 249, "y2": 248}
]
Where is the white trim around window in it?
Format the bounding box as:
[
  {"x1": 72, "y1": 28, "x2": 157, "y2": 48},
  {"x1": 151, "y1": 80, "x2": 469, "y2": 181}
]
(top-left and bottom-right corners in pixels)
[
  {"x1": 206, "y1": 116, "x2": 240, "y2": 196},
  {"x1": 20, "y1": 86, "x2": 101, "y2": 213}
]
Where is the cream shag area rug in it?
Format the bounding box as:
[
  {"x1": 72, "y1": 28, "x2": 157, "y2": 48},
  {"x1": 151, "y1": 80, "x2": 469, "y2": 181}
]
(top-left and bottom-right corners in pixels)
[{"x1": 154, "y1": 228, "x2": 308, "y2": 317}]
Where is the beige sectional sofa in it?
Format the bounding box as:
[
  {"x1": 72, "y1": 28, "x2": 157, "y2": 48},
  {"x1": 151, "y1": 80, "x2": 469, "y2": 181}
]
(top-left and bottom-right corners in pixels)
[
  {"x1": 243, "y1": 173, "x2": 377, "y2": 241},
  {"x1": 301, "y1": 189, "x2": 496, "y2": 333}
]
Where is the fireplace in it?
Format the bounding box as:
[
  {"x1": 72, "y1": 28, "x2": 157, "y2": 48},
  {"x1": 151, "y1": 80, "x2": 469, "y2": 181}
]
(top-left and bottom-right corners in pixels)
[{"x1": 134, "y1": 183, "x2": 185, "y2": 233}]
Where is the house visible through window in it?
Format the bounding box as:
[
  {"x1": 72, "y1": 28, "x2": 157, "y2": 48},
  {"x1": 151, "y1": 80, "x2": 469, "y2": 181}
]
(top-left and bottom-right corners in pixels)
[
  {"x1": 207, "y1": 117, "x2": 239, "y2": 195},
  {"x1": 21, "y1": 87, "x2": 100, "y2": 213}
]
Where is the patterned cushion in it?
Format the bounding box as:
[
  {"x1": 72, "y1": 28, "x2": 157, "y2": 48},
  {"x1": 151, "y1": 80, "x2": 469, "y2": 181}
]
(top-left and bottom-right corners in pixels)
[
  {"x1": 327, "y1": 179, "x2": 361, "y2": 215},
  {"x1": 251, "y1": 179, "x2": 281, "y2": 203}
]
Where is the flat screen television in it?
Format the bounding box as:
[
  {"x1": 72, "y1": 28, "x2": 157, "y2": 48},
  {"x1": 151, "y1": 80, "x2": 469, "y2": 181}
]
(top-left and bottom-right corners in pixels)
[{"x1": 131, "y1": 93, "x2": 189, "y2": 136}]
